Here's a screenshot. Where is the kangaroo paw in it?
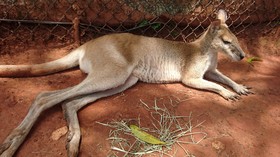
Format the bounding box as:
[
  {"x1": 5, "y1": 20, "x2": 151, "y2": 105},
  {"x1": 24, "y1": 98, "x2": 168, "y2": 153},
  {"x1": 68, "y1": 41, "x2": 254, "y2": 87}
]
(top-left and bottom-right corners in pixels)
[
  {"x1": 65, "y1": 130, "x2": 81, "y2": 157},
  {"x1": 0, "y1": 140, "x2": 16, "y2": 157}
]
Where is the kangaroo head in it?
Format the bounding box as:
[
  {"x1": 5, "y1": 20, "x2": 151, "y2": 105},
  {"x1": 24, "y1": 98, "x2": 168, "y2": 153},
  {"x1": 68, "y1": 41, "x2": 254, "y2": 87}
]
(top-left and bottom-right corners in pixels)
[{"x1": 209, "y1": 9, "x2": 245, "y2": 61}]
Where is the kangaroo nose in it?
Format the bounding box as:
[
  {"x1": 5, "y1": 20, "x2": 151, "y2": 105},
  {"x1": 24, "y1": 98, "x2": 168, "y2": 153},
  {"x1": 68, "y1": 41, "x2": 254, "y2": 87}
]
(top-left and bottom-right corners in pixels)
[{"x1": 240, "y1": 53, "x2": 245, "y2": 60}]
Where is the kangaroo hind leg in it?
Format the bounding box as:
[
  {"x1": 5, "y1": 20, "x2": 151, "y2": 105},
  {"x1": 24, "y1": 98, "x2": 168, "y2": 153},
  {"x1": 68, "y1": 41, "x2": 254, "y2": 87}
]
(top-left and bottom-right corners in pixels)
[
  {"x1": 0, "y1": 65, "x2": 133, "y2": 157},
  {"x1": 62, "y1": 76, "x2": 138, "y2": 157}
]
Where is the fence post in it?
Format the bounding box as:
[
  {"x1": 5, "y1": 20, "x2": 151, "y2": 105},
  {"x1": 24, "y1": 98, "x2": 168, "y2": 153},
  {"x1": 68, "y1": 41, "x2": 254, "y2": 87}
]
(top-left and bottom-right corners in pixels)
[{"x1": 73, "y1": 17, "x2": 80, "y2": 46}]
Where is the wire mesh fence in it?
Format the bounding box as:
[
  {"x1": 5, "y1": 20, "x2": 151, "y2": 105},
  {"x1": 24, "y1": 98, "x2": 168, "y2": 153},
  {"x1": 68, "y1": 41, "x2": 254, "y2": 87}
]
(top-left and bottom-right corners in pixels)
[{"x1": 0, "y1": 0, "x2": 279, "y2": 51}]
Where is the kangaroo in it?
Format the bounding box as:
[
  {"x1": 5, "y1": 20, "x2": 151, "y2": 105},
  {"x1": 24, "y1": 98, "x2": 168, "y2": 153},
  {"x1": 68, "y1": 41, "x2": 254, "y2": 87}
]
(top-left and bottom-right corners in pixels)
[{"x1": 0, "y1": 10, "x2": 251, "y2": 157}]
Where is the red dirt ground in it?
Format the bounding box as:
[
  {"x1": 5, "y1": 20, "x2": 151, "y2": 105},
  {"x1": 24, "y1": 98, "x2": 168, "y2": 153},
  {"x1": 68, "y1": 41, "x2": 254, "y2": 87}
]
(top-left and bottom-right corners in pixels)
[{"x1": 0, "y1": 26, "x2": 279, "y2": 157}]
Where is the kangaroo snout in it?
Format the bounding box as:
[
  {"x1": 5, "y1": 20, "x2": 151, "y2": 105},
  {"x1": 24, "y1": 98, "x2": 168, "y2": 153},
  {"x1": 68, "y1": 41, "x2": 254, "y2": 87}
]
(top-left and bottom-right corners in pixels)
[{"x1": 240, "y1": 53, "x2": 245, "y2": 60}]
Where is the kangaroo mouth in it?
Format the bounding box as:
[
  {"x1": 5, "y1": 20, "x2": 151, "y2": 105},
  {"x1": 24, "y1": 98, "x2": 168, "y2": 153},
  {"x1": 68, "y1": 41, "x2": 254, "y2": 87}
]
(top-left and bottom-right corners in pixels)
[
  {"x1": 230, "y1": 53, "x2": 243, "y2": 61},
  {"x1": 229, "y1": 50, "x2": 245, "y2": 61}
]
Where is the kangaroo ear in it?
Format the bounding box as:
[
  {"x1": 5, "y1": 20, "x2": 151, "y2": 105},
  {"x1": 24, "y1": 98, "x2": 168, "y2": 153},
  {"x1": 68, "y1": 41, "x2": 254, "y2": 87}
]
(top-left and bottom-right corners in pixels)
[
  {"x1": 217, "y1": 9, "x2": 228, "y2": 23},
  {"x1": 210, "y1": 20, "x2": 221, "y2": 34}
]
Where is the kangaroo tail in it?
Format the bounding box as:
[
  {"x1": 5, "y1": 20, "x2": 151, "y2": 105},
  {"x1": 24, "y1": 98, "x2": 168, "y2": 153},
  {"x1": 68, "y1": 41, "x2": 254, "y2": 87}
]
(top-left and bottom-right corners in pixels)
[{"x1": 0, "y1": 48, "x2": 82, "y2": 77}]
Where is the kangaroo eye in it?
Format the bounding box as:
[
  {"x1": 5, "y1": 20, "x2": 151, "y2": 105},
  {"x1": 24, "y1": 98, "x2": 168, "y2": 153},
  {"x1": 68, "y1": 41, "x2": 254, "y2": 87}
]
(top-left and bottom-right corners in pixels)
[{"x1": 222, "y1": 39, "x2": 231, "y2": 44}]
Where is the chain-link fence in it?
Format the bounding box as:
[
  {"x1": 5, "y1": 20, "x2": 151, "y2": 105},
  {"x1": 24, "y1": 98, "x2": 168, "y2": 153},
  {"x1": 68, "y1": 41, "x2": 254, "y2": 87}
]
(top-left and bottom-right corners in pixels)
[{"x1": 0, "y1": 0, "x2": 279, "y2": 51}]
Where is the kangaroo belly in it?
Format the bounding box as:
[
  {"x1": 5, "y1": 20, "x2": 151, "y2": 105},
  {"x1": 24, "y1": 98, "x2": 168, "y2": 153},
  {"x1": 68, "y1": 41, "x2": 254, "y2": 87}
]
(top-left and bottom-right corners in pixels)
[{"x1": 133, "y1": 55, "x2": 182, "y2": 83}]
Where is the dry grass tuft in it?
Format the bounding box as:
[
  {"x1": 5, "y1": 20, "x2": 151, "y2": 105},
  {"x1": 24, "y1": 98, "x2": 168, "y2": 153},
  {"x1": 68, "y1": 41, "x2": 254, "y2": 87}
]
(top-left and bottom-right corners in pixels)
[{"x1": 97, "y1": 97, "x2": 207, "y2": 157}]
